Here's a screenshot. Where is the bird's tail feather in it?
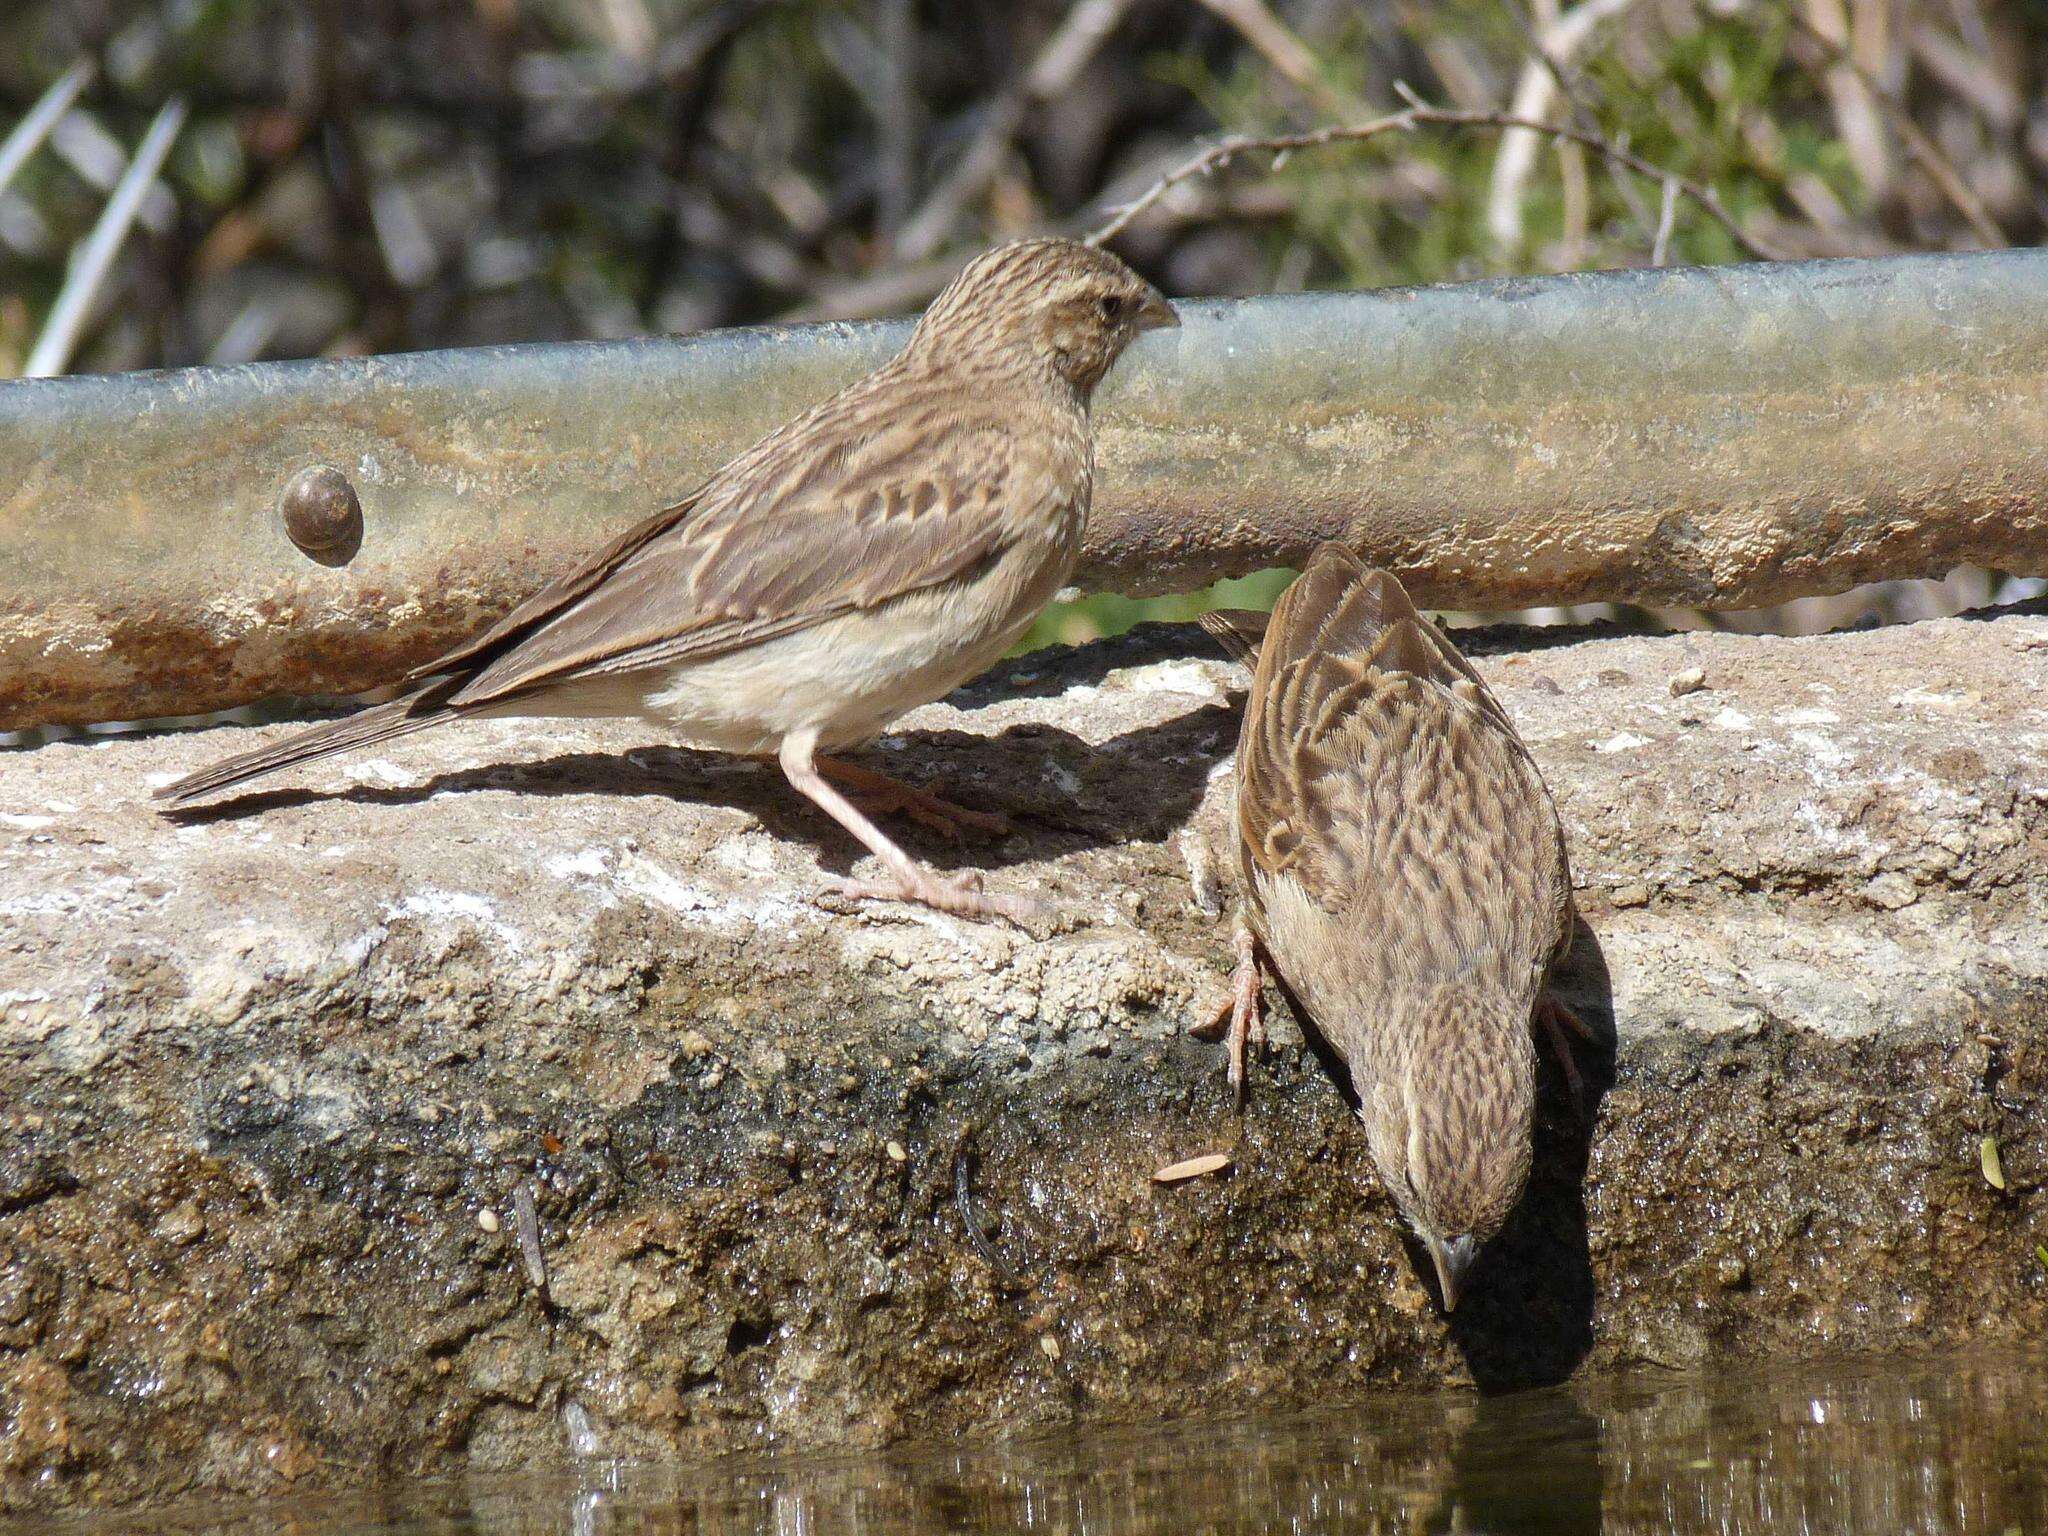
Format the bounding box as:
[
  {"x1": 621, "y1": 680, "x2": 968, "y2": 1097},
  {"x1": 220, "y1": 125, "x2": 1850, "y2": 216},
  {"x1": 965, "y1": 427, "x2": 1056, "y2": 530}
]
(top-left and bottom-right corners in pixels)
[
  {"x1": 1198, "y1": 608, "x2": 1270, "y2": 663},
  {"x1": 1269, "y1": 543, "x2": 1523, "y2": 745},
  {"x1": 154, "y1": 683, "x2": 462, "y2": 809},
  {"x1": 1272, "y1": 545, "x2": 1480, "y2": 693}
]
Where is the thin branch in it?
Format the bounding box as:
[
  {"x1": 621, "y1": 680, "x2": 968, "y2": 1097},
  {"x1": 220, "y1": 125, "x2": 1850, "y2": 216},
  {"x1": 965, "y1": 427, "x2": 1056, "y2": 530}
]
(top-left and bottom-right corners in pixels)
[
  {"x1": 1801, "y1": 0, "x2": 1892, "y2": 196},
  {"x1": 1502, "y1": 0, "x2": 1602, "y2": 130},
  {"x1": 1556, "y1": 138, "x2": 1590, "y2": 267},
  {"x1": 1500, "y1": 0, "x2": 1655, "y2": 255},
  {"x1": 0, "y1": 60, "x2": 95, "y2": 202},
  {"x1": 1087, "y1": 88, "x2": 1784, "y2": 260},
  {"x1": 1487, "y1": 0, "x2": 1642, "y2": 254},
  {"x1": 891, "y1": 0, "x2": 1135, "y2": 262},
  {"x1": 777, "y1": 250, "x2": 974, "y2": 322},
  {"x1": 876, "y1": 0, "x2": 918, "y2": 233},
  {"x1": 1192, "y1": 0, "x2": 1370, "y2": 124},
  {"x1": 1600, "y1": 128, "x2": 1658, "y2": 238},
  {"x1": 25, "y1": 99, "x2": 188, "y2": 379}
]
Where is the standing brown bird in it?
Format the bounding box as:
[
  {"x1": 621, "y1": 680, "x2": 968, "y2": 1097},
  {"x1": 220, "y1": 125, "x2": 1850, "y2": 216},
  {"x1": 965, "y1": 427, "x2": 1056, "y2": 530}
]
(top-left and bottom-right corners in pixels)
[
  {"x1": 1199, "y1": 545, "x2": 1587, "y2": 1311},
  {"x1": 158, "y1": 239, "x2": 1176, "y2": 923}
]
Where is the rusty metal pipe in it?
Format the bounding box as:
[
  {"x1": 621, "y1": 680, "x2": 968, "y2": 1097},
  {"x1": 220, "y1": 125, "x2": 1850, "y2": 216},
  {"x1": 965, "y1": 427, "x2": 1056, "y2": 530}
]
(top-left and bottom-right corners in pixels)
[{"x1": 4, "y1": 250, "x2": 2047, "y2": 730}]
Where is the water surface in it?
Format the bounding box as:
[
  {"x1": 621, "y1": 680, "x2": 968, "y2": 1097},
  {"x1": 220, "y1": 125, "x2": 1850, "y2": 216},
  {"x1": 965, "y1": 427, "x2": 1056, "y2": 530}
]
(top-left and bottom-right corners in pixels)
[{"x1": 34, "y1": 1349, "x2": 2047, "y2": 1535}]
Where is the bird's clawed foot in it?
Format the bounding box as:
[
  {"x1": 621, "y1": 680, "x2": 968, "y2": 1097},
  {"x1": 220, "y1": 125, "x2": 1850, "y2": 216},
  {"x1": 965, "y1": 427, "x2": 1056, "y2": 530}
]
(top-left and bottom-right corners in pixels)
[
  {"x1": 820, "y1": 866, "x2": 1045, "y2": 928},
  {"x1": 786, "y1": 734, "x2": 1041, "y2": 929},
  {"x1": 1536, "y1": 994, "x2": 1595, "y2": 1120},
  {"x1": 1192, "y1": 924, "x2": 1265, "y2": 1105},
  {"x1": 816, "y1": 756, "x2": 1013, "y2": 842}
]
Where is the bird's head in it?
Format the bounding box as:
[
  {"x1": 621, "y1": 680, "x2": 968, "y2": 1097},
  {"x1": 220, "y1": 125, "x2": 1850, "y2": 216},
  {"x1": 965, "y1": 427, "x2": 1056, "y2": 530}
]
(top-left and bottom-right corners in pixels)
[
  {"x1": 905, "y1": 238, "x2": 1177, "y2": 395},
  {"x1": 1358, "y1": 980, "x2": 1538, "y2": 1313}
]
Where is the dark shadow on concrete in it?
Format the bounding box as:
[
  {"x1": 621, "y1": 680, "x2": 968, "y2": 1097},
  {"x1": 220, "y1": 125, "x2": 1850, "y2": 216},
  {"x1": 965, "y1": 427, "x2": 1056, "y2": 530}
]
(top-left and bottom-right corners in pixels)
[
  {"x1": 157, "y1": 700, "x2": 1241, "y2": 883},
  {"x1": 980, "y1": 617, "x2": 1630, "y2": 702},
  {"x1": 146, "y1": 616, "x2": 1626, "y2": 878}
]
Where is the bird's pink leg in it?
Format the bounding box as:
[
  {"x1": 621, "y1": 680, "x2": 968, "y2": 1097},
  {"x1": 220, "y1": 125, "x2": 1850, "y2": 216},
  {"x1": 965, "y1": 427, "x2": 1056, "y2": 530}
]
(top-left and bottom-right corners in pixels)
[
  {"x1": 781, "y1": 732, "x2": 1042, "y2": 926},
  {"x1": 1535, "y1": 995, "x2": 1593, "y2": 1118},
  {"x1": 814, "y1": 755, "x2": 1013, "y2": 842},
  {"x1": 1192, "y1": 921, "x2": 1265, "y2": 1105}
]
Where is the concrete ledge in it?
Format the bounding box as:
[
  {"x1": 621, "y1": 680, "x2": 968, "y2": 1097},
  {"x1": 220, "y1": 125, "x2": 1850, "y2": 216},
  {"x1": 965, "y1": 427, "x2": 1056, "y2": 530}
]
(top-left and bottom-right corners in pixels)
[{"x1": 3, "y1": 610, "x2": 2046, "y2": 1513}]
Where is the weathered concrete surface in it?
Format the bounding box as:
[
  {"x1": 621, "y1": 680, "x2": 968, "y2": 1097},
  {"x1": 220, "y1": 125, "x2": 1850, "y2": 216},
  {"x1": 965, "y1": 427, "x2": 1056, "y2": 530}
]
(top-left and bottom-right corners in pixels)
[{"x1": 2, "y1": 609, "x2": 2046, "y2": 1514}]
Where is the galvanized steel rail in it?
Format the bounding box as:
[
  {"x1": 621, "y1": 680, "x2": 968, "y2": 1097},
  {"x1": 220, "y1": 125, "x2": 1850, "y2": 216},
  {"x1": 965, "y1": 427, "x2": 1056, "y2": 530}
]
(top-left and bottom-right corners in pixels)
[{"x1": 3, "y1": 250, "x2": 2045, "y2": 729}]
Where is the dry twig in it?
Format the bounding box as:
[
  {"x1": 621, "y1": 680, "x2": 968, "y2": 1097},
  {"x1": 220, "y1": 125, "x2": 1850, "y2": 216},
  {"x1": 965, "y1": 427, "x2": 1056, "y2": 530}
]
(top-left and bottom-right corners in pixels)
[
  {"x1": 1487, "y1": 0, "x2": 1643, "y2": 254},
  {"x1": 0, "y1": 60, "x2": 94, "y2": 202},
  {"x1": 892, "y1": 0, "x2": 1136, "y2": 262},
  {"x1": 1087, "y1": 86, "x2": 1784, "y2": 260},
  {"x1": 1801, "y1": 0, "x2": 1893, "y2": 196},
  {"x1": 1192, "y1": 0, "x2": 1370, "y2": 124},
  {"x1": 25, "y1": 98, "x2": 188, "y2": 379},
  {"x1": 1786, "y1": 11, "x2": 2008, "y2": 248},
  {"x1": 511, "y1": 1181, "x2": 549, "y2": 1299},
  {"x1": 1651, "y1": 176, "x2": 1679, "y2": 266}
]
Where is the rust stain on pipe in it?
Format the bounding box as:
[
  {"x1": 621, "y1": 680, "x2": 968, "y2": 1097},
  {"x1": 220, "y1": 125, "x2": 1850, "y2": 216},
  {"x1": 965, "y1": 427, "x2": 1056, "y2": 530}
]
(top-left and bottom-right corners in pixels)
[{"x1": 3, "y1": 252, "x2": 2047, "y2": 729}]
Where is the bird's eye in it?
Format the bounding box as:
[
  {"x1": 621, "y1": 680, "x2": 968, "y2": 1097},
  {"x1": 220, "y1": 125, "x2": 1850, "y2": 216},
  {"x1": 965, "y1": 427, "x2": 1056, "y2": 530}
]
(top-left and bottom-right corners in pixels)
[{"x1": 1099, "y1": 294, "x2": 1125, "y2": 322}]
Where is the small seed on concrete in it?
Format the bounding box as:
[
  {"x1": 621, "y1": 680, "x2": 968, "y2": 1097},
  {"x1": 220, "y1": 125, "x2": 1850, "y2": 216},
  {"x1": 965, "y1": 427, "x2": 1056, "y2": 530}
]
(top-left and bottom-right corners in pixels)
[
  {"x1": 1038, "y1": 1334, "x2": 1061, "y2": 1361},
  {"x1": 477, "y1": 1208, "x2": 501, "y2": 1232},
  {"x1": 1152, "y1": 1152, "x2": 1232, "y2": 1184},
  {"x1": 886, "y1": 1140, "x2": 907, "y2": 1163},
  {"x1": 1668, "y1": 667, "x2": 1708, "y2": 697},
  {"x1": 1980, "y1": 1136, "x2": 2006, "y2": 1191}
]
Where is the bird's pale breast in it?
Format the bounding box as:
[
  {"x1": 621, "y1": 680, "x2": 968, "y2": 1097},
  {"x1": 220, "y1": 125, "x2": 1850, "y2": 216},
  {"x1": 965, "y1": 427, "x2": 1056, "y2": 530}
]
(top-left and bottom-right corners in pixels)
[{"x1": 633, "y1": 468, "x2": 1084, "y2": 755}]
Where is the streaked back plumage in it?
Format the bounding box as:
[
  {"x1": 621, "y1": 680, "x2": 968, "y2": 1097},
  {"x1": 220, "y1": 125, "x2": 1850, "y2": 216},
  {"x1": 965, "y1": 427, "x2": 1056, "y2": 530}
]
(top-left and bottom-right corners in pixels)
[{"x1": 1224, "y1": 544, "x2": 1575, "y2": 1287}]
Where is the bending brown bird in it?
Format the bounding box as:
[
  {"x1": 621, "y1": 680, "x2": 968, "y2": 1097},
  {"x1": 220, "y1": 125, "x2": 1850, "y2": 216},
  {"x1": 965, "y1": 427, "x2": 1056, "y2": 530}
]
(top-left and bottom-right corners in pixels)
[
  {"x1": 1198, "y1": 546, "x2": 1587, "y2": 1312},
  {"x1": 158, "y1": 239, "x2": 1176, "y2": 923}
]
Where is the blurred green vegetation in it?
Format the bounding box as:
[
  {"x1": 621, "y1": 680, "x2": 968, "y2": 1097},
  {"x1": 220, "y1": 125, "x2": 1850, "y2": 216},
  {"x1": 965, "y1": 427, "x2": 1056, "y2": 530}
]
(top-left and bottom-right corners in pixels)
[{"x1": 1024, "y1": 567, "x2": 1297, "y2": 652}]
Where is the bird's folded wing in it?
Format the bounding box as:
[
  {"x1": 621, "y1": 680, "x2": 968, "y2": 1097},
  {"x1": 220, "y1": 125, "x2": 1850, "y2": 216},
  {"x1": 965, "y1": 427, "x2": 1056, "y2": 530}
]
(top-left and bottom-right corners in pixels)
[
  {"x1": 406, "y1": 490, "x2": 710, "y2": 687},
  {"x1": 1236, "y1": 545, "x2": 1535, "y2": 908},
  {"x1": 440, "y1": 408, "x2": 1026, "y2": 710},
  {"x1": 1267, "y1": 546, "x2": 1520, "y2": 732}
]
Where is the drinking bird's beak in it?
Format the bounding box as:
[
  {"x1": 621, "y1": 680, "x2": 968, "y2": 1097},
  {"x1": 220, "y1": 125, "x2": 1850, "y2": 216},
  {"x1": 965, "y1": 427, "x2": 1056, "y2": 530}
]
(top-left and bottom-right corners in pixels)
[{"x1": 1428, "y1": 1233, "x2": 1481, "y2": 1314}]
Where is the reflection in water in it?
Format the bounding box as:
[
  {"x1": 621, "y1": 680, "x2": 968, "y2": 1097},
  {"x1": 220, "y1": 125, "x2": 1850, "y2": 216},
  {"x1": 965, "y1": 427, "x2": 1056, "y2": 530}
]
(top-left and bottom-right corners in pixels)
[{"x1": 55, "y1": 1350, "x2": 2048, "y2": 1535}]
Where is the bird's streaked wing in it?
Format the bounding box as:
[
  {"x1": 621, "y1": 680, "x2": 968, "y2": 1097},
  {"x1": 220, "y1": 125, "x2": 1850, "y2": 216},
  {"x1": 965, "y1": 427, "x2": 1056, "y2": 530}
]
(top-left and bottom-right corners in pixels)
[
  {"x1": 407, "y1": 490, "x2": 708, "y2": 687},
  {"x1": 430, "y1": 375, "x2": 1035, "y2": 710},
  {"x1": 1236, "y1": 547, "x2": 1557, "y2": 926}
]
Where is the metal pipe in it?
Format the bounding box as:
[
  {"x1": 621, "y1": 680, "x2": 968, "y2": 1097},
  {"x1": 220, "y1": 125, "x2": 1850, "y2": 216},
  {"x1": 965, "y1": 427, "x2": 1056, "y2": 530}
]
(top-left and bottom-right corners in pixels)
[{"x1": 4, "y1": 249, "x2": 2046, "y2": 730}]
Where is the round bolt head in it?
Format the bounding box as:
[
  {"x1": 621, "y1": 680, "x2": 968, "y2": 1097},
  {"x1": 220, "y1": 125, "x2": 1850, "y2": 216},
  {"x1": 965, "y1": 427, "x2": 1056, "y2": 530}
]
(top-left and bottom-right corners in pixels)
[{"x1": 279, "y1": 464, "x2": 363, "y2": 567}]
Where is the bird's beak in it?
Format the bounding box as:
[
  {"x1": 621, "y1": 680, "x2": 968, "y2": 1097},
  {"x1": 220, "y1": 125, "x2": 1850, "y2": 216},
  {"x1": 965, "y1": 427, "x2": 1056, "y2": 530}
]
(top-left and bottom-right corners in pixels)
[
  {"x1": 1427, "y1": 1233, "x2": 1481, "y2": 1314},
  {"x1": 1134, "y1": 286, "x2": 1179, "y2": 332}
]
